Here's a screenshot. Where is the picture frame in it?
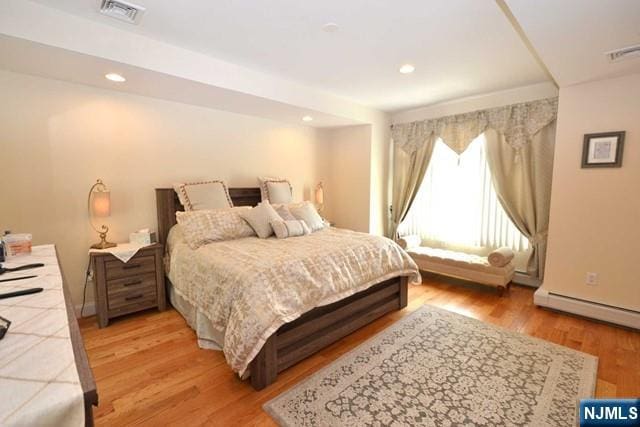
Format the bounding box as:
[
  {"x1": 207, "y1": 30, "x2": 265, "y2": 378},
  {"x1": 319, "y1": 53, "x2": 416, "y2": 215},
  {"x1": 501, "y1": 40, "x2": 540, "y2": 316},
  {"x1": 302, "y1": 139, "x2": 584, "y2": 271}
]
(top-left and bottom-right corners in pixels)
[{"x1": 581, "y1": 131, "x2": 625, "y2": 168}]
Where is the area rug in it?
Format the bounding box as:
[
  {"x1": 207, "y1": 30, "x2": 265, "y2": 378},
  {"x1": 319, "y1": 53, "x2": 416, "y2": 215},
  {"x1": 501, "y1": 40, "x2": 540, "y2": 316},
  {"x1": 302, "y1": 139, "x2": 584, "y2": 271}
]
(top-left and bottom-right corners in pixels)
[{"x1": 264, "y1": 305, "x2": 597, "y2": 427}]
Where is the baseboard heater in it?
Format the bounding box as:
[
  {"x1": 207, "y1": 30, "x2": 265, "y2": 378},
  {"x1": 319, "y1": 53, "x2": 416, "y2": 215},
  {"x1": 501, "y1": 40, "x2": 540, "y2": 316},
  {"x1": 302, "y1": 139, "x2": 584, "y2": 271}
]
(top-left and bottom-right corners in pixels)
[{"x1": 534, "y1": 288, "x2": 640, "y2": 329}]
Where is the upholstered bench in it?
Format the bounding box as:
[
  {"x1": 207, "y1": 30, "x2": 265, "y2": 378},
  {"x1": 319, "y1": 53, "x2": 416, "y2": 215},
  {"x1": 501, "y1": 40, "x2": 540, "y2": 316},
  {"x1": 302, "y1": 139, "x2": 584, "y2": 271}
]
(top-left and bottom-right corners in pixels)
[{"x1": 398, "y1": 236, "x2": 515, "y2": 295}]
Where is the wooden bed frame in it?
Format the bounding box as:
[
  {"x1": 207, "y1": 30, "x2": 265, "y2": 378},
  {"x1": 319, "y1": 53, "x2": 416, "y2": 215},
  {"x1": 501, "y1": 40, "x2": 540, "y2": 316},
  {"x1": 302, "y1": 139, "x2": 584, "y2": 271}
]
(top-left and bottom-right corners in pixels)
[{"x1": 155, "y1": 187, "x2": 409, "y2": 390}]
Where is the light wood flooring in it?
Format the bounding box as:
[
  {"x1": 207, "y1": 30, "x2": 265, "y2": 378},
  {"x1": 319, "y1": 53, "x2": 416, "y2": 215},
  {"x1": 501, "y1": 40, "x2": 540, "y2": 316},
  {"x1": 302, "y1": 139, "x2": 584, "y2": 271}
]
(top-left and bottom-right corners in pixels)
[{"x1": 79, "y1": 275, "x2": 640, "y2": 426}]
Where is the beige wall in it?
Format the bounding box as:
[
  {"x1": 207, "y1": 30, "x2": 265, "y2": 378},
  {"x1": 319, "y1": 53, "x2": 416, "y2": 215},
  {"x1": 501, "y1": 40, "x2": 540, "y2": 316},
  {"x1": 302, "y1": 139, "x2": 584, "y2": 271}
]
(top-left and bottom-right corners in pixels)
[
  {"x1": 543, "y1": 73, "x2": 640, "y2": 311},
  {"x1": 317, "y1": 125, "x2": 372, "y2": 233},
  {"x1": 0, "y1": 70, "x2": 324, "y2": 307},
  {"x1": 369, "y1": 120, "x2": 391, "y2": 236}
]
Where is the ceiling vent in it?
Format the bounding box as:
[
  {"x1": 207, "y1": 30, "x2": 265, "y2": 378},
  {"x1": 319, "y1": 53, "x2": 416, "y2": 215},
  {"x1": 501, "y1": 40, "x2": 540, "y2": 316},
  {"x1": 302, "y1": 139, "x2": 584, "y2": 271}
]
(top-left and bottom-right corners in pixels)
[
  {"x1": 605, "y1": 44, "x2": 640, "y2": 62},
  {"x1": 99, "y1": 0, "x2": 146, "y2": 24}
]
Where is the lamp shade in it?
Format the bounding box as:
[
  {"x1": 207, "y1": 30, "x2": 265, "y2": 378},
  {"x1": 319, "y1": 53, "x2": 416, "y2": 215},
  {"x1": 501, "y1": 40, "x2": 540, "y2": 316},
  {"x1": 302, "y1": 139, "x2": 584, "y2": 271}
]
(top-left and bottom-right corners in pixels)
[
  {"x1": 92, "y1": 190, "x2": 111, "y2": 217},
  {"x1": 315, "y1": 183, "x2": 324, "y2": 205}
]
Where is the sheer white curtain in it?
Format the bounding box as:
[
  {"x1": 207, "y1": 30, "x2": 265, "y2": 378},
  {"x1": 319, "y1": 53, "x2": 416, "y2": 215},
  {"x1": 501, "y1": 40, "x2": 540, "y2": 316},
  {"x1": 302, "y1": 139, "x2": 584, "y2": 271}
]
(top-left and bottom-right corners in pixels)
[{"x1": 398, "y1": 134, "x2": 529, "y2": 254}]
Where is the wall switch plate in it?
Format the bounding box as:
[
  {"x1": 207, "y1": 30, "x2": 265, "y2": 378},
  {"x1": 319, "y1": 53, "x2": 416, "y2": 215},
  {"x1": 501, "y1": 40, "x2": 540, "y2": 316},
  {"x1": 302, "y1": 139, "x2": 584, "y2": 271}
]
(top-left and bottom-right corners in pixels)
[{"x1": 586, "y1": 272, "x2": 598, "y2": 286}]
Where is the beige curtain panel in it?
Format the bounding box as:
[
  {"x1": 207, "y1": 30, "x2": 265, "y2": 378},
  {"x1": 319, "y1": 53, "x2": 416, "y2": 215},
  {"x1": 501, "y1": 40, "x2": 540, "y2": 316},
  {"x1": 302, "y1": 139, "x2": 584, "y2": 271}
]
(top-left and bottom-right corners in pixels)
[
  {"x1": 389, "y1": 135, "x2": 436, "y2": 239},
  {"x1": 485, "y1": 124, "x2": 556, "y2": 279},
  {"x1": 390, "y1": 97, "x2": 558, "y2": 279}
]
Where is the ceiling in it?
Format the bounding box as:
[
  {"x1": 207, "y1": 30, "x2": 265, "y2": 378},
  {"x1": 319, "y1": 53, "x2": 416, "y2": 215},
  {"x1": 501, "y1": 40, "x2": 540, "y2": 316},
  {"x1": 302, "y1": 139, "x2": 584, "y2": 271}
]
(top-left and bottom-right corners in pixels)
[
  {"x1": 506, "y1": 0, "x2": 640, "y2": 87},
  {"x1": 29, "y1": 0, "x2": 549, "y2": 112},
  {"x1": 0, "y1": 35, "x2": 361, "y2": 128}
]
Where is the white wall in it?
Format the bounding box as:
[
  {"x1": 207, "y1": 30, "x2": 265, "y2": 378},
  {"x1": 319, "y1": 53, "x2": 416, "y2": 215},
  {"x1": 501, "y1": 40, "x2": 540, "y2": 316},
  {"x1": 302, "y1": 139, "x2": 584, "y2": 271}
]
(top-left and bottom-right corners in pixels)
[
  {"x1": 369, "y1": 120, "x2": 392, "y2": 236},
  {"x1": 317, "y1": 126, "x2": 372, "y2": 233},
  {"x1": 542, "y1": 73, "x2": 640, "y2": 312},
  {"x1": 0, "y1": 70, "x2": 323, "y2": 306}
]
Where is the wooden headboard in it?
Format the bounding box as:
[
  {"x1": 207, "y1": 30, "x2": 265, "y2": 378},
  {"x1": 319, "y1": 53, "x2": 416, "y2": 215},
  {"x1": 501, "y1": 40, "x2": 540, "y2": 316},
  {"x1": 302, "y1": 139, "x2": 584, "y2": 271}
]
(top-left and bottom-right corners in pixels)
[{"x1": 155, "y1": 187, "x2": 262, "y2": 245}]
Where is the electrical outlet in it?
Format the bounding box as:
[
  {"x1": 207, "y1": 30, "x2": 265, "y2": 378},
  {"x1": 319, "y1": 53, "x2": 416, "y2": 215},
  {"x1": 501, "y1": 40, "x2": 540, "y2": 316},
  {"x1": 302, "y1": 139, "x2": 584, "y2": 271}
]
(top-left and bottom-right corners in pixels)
[{"x1": 586, "y1": 272, "x2": 598, "y2": 286}]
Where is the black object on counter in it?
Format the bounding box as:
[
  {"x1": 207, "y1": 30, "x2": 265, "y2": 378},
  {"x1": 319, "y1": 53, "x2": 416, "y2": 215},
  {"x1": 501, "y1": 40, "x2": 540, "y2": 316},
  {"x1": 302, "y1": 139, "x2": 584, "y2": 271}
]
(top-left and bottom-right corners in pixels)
[
  {"x1": 0, "y1": 275, "x2": 38, "y2": 283},
  {"x1": 0, "y1": 263, "x2": 45, "y2": 275},
  {"x1": 0, "y1": 287, "x2": 43, "y2": 300},
  {"x1": 0, "y1": 315, "x2": 10, "y2": 340},
  {"x1": 0, "y1": 230, "x2": 9, "y2": 263}
]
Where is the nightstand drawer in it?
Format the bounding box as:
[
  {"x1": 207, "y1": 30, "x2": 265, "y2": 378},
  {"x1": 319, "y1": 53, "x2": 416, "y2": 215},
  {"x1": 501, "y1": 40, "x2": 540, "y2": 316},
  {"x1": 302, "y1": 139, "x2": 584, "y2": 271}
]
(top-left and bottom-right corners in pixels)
[
  {"x1": 108, "y1": 285, "x2": 157, "y2": 311},
  {"x1": 107, "y1": 272, "x2": 157, "y2": 297},
  {"x1": 105, "y1": 255, "x2": 156, "y2": 280}
]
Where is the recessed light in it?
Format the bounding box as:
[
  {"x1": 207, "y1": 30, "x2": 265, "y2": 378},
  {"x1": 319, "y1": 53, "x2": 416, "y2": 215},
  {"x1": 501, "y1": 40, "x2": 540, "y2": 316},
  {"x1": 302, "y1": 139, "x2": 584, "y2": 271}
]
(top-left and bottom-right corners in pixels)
[
  {"x1": 302, "y1": 116, "x2": 313, "y2": 122},
  {"x1": 322, "y1": 23, "x2": 339, "y2": 33},
  {"x1": 399, "y1": 64, "x2": 415, "y2": 74},
  {"x1": 105, "y1": 73, "x2": 126, "y2": 82}
]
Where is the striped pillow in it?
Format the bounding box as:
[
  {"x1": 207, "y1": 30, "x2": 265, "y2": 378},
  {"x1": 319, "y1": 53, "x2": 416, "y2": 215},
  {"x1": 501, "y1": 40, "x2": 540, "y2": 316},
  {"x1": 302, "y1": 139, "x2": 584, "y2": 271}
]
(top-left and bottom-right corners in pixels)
[{"x1": 270, "y1": 220, "x2": 311, "y2": 239}]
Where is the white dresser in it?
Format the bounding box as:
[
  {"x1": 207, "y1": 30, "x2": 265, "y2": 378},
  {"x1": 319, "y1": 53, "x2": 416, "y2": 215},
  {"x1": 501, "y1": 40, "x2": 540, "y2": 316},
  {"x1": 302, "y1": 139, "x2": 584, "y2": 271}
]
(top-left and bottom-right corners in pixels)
[{"x1": 0, "y1": 245, "x2": 97, "y2": 426}]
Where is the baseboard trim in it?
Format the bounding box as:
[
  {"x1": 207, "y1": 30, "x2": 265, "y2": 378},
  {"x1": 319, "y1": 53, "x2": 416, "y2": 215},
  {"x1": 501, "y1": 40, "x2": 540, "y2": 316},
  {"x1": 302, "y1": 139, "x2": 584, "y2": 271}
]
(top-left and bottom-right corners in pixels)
[
  {"x1": 75, "y1": 301, "x2": 96, "y2": 318},
  {"x1": 534, "y1": 288, "x2": 640, "y2": 329},
  {"x1": 513, "y1": 272, "x2": 540, "y2": 288}
]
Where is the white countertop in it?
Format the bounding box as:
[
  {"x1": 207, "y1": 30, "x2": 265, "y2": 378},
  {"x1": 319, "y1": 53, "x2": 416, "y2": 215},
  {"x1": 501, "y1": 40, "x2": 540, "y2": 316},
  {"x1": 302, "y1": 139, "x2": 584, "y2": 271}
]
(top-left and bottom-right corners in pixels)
[{"x1": 0, "y1": 245, "x2": 84, "y2": 426}]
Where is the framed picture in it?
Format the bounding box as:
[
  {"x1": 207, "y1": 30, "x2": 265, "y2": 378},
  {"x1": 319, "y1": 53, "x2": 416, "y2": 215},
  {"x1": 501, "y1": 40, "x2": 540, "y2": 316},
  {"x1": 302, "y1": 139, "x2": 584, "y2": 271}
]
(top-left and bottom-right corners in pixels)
[{"x1": 582, "y1": 131, "x2": 625, "y2": 168}]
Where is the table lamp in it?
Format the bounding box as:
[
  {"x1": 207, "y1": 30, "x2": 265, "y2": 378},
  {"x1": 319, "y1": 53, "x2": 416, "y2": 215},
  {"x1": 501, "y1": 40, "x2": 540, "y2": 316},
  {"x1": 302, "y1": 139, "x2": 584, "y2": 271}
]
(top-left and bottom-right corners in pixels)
[{"x1": 88, "y1": 179, "x2": 116, "y2": 249}]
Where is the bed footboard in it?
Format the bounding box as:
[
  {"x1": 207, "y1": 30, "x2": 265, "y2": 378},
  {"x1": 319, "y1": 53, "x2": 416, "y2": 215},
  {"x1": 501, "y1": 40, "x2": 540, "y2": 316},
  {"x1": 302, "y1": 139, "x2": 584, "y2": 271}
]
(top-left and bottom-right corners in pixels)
[{"x1": 250, "y1": 275, "x2": 409, "y2": 390}]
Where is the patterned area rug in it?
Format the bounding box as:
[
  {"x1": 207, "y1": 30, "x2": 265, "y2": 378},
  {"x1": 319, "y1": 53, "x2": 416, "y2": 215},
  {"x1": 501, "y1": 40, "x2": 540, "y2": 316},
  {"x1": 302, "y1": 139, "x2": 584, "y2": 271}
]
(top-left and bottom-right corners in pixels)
[{"x1": 264, "y1": 305, "x2": 597, "y2": 427}]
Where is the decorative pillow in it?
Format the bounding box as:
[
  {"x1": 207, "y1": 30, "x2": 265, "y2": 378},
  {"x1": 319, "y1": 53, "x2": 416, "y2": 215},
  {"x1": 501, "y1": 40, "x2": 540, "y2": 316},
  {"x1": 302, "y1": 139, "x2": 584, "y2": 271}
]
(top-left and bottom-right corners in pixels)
[
  {"x1": 259, "y1": 177, "x2": 293, "y2": 204},
  {"x1": 274, "y1": 204, "x2": 297, "y2": 221},
  {"x1": 238, "y1": 202, "x2": 282, "y2": 238},
  {"x1": 174, "y1": 180, "x2": 233, "y2": 211},
  {"x1": 175, "y1": 207, "x2": 255, "y2": 249},
  {"x1": 289, "y1": 201, "x2": 326, "y2": 232},
  {"x1": 271, "y1": 220, "x2": 311, "y2": 239},
  {"x1": 258, "y1": 176, "x2": 277, "y2": 201}
]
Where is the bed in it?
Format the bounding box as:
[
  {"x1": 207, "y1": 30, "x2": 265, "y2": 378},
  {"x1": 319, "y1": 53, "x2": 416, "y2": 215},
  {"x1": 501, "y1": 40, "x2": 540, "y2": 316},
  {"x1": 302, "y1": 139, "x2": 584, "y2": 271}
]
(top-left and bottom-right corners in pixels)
[{"x1": 156, "y1": 187, "x2": 419, "y2": 390}]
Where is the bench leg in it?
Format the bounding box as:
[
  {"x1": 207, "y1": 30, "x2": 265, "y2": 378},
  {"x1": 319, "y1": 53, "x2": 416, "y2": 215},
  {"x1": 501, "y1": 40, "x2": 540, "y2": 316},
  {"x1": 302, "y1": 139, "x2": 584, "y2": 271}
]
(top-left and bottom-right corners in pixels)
[{"x1": 497, "y1": 281, "x2": 512, "y2": 296}]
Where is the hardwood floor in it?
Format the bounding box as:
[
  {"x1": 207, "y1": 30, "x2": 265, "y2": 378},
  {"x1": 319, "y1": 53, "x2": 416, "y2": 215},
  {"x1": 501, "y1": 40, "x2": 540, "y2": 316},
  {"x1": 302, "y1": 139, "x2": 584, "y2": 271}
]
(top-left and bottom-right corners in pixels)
[{"x1": 79, "y1": 275, "x2": 640, "y2": 426}]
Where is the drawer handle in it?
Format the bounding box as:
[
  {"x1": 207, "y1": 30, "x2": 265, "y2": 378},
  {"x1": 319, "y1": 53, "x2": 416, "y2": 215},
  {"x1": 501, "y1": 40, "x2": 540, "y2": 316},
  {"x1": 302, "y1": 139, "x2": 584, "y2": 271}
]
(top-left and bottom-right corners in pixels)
[
  {"x1": 125, "y1": 294, "x2": 144, "y2": 301},
  {"x1": 123, "y1": 279, "x2": 142, "y2": 287},
  {"x1": 122, "y1": 264, "x2": 142, "y2": 270}
]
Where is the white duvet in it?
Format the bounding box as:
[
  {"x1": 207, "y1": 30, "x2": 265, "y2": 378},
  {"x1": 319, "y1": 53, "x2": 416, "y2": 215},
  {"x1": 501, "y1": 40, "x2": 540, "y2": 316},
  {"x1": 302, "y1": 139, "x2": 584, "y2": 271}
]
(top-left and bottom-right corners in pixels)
[{"x1": 166, "y1": 226, "x2": 420, "y2": 376}]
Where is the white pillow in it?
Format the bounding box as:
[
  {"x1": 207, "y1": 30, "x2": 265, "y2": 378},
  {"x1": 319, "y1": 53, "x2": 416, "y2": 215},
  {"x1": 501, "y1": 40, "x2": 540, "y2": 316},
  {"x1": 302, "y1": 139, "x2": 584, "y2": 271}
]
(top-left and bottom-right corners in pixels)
[
  {"x1": 175, "y1": 207, "x2": 255, "y2": 249},
  {"x1": 270, "y1": 220, "x2": 311, "y2": 239},
  {"x1": 238, "y1": 202, "x2": 282, "y2": 238},
  {"x1": 174, "y1": 180, "x2": 233, "y2": 211},
  {"x1": 289, "y1": 201, "x2": 325, "y2": 232},
  {"x1": 259, "y1": 177, "x2": 293, "y2": 204},
  {"x1": 274, "y1": 204, "x2": 297, "y2": 221}
]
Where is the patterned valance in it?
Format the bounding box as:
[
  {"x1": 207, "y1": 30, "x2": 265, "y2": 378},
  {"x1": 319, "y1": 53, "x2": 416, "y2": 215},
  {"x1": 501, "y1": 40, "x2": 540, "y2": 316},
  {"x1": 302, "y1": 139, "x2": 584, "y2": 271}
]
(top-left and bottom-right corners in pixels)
[{"x1": 391, "y1": 97, "x2": 558, "y2": 155}]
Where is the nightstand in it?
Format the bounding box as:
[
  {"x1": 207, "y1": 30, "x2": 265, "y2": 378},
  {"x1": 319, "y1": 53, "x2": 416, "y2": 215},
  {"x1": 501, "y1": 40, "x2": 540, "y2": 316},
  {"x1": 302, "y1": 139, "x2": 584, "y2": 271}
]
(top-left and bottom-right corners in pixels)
[{"x1": 90, "y1": 243, "x2": 166, "y2": 328}]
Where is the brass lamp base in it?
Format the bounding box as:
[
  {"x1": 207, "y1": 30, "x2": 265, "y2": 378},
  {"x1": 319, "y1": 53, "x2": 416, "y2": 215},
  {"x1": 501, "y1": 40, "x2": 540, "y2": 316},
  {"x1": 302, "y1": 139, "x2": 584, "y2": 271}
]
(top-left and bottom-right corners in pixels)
[
  {"x1": 91, "y1": 231, "x2": 116, "y2": 249},
  {"x1": 91, "y1": 241, "x2": 116, "y2": 250}
]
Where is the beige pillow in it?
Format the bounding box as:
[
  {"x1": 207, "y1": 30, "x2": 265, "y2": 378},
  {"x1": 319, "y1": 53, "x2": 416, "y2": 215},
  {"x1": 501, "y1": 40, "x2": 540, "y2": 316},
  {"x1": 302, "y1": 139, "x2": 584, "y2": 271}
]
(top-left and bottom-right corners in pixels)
[
  {"x1": 174, "y1": 180, "x2": 233, "y2": 211},
  {"x1": 238, "y1": 202, "x2": 282, "y2": 238},
  {"x1": 289, "y1": 201, "x2": 326, "y2": 232},
  {"x1": 176, "y1": 207, "x2": 255, "y2": 249},
  {"x1": 488, "y1": 247, "x2": 515, "y2": 267},
  {"x1": 271, "y1": 220, "x2": 311, "y2": 239},
  {"x1": 259, "y1": 177, "x2": 293, "y2": 204}
]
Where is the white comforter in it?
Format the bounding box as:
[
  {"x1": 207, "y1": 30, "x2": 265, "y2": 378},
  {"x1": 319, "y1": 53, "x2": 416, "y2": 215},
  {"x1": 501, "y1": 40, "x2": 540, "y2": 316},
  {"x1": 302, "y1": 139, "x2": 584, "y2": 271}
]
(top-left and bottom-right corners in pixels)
[{"x1": 167, "y1": 227, "x2": 420, "y2": 375}]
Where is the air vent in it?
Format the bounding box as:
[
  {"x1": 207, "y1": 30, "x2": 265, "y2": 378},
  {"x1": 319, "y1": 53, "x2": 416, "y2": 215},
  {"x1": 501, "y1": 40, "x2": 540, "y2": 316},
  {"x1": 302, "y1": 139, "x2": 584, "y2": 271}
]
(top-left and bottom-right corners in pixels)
[
  {"x1": 100, "y1": 0, "x2": 146, "y2": 24},
  {"x1": 605, "y1": 44, "x2": 640, "y2": 62}
]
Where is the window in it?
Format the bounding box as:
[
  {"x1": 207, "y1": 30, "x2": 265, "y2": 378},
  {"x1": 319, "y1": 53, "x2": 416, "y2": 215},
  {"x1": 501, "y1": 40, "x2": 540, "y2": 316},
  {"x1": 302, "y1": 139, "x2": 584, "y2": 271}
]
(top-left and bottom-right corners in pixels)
[{"x1": 398, "y1": 134, "x2": 529, "y2": 257}]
